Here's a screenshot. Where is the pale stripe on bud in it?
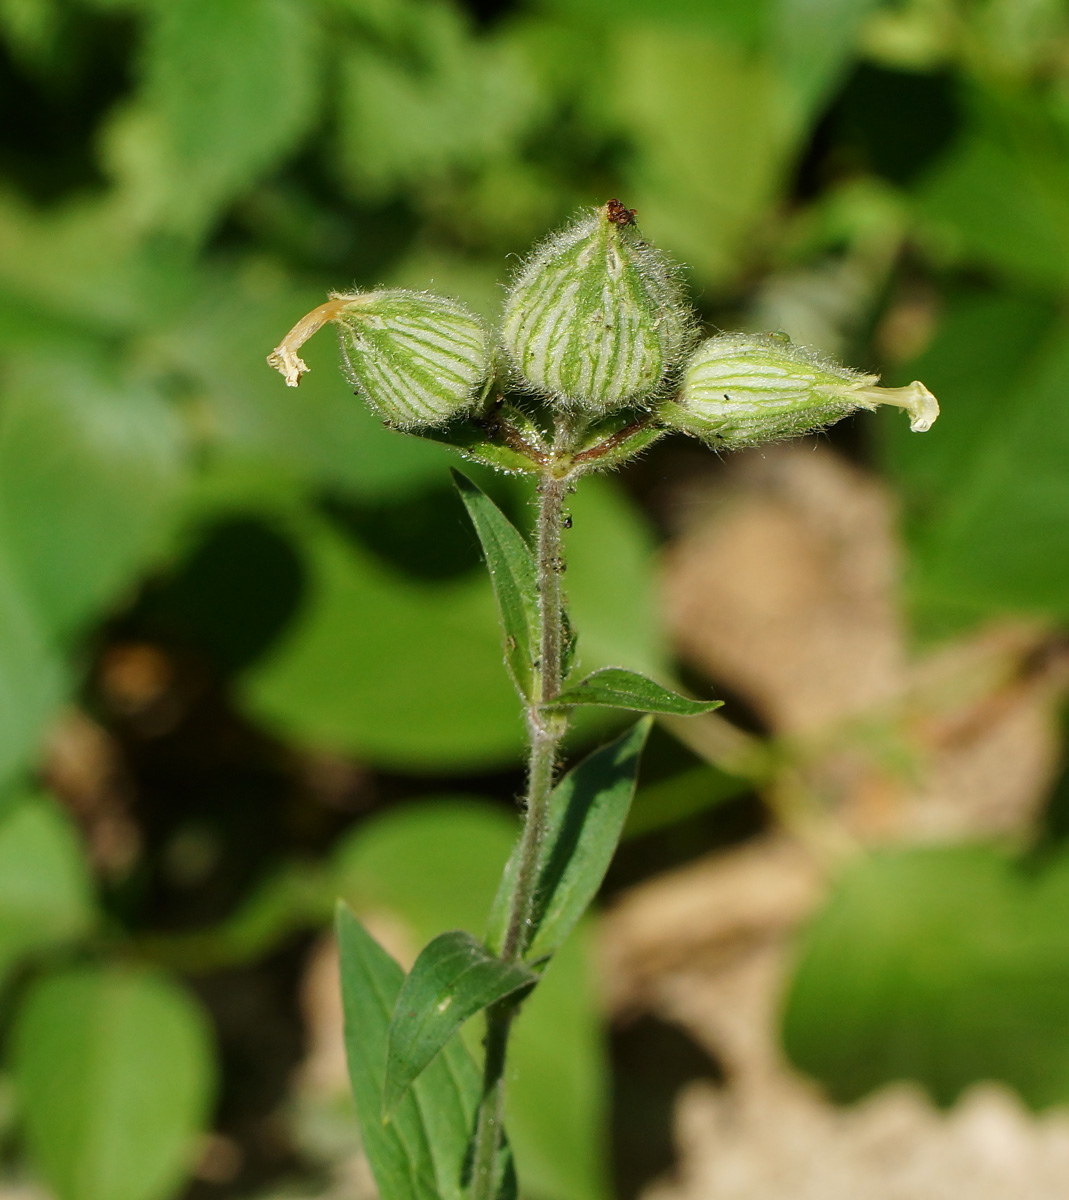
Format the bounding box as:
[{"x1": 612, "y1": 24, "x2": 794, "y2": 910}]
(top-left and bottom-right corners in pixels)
[
  {"x1": 659, "y1": 332, "x2": 939, "y2": 449},
  {"x1": 501, "y1": 200, "x2": 695, "y2": 415},
  {"x1": 268, "y1": 289, "x2": 494, "y2": 429}
]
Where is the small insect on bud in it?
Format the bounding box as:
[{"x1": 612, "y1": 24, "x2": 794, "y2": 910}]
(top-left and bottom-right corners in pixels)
[
  {"x1": 501, "y1": 200, "x2": 695, "y2": 415},
  {"x1": 659, "y1": 332, "x2": 939, "y2": 450},
  {"x1": 267, "y1": 289, "x2": 494, "y2": 429}
]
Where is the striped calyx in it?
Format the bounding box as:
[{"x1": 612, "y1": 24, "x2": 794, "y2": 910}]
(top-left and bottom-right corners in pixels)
[
  {"x1": 267, "y1": 289, "x2": 493, "y2": 429},
  {"x1": 659, "y1": 332, "x2": 939, "y2": 449},
  {"x1": 501, "y1": 200, "x2": 695, "y2": 415}
]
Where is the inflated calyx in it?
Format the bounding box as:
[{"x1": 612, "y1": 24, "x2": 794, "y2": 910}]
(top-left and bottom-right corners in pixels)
[
  {"x1": 267, "y1": 289, "x2": 494, "y2": 429},
  {"x1": 659, "y1": 332, "x2": 939, "y2": 449},
  {"x1": 501, "y1": 199, "x2": 695, "y2": 415}
]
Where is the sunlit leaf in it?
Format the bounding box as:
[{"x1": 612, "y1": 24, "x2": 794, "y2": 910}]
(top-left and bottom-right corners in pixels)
[
  {"x1": 488, "y1": 720, "x2": 650, "y2": 961},
  {"x1": 337, "y1": 906, "x2": 515, "y2": 1200},
  {"x1": 384, "y1": 930, "x2": 535, "y2": 1114},
  {"x1": 551, "y1": 667, "x2": 720, "y2": 716},
  {"x1": 334, "y1": 801, "x2": 610, "y2": 1200},
  {"x1": 453, "y1": 469, "x2": 540, "y2": 701}
]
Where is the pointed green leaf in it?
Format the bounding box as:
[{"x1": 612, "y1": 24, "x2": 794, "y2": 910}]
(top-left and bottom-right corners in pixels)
[
  {"x1": 550, "y1": 667, "x2": 720, "y2": 716},
  {"x1": 488, "y1": 720, "x2": 651, "y2": 960},
  {"x1": 384, "y1": 930, "x2": 535, "y2": 1115},
  {"x1": 452, "y1": 469, "x2": 540, "y2": 701},
  {"x1": 337, "y1": 907, "x2": 515, "y2": 1200}
]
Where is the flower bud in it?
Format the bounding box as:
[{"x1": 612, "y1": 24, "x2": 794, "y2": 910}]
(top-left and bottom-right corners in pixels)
[
  {"x1": 659, "y1": 332, "x2": 938, "y2": 449},
  {"x1": 501, "y1": 199, "x2": 695, "y2": 415},
  {"x1": 267, "y1": 289, "x2": 494, "y2": 429}
]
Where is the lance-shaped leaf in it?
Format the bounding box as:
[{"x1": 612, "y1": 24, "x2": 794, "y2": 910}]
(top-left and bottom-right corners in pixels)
[
  {"x1": 488, "y1": 719, "x2": 651, "y2": 961},
  {"x1": 549, "y1": 667, "x2": 720, "y2": 716},
  {"x1": 384, "y1": 930, "x2": 536, "y2": 1116},
  {"x1": 336, "y1": 906, "x2": 516, "y2": 1200},
  {"x1": 452, "y1": 470, "x2": 540, "y2": 701}
]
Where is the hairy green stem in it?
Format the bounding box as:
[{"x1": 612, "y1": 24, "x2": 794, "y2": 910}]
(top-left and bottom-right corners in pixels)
[
  {"x1": 502, "y1": 471, "x2": 567, "y2": 958},
  {"x1": 471, "y1": 455, "x2": 570, "y2": 1200}
]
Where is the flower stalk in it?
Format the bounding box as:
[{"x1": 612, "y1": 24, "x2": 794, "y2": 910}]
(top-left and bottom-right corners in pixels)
[{"x1": 471, "y1": 442, "x2": 571, "y2": 1200}]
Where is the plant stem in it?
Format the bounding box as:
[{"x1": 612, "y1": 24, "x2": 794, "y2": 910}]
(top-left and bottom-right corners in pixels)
[
  {"x1": 471, "y1": 458, "x2": 570, "y2": 1200},
  {"x1": 502, "y1": 470, "x2": 567, "y2": 958}
]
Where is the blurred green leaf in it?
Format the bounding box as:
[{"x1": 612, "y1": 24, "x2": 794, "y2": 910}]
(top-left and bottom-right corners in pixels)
[
  {"x1": 0, "y1": 196, "x2": 191, "y2": 334},
  {"x1": 11, "y1": 966, "x2": 214, "y2": 1200},
  {"x1": 917, "y1": 96, "x2": 1069, "y2": 289},
  {"x1": 769, "y1": 0, "x2": 884, "y2": 125},
  {"x1": 241, "y1": 509, "x2": 526, "y2": 769},
  {"x1": 0, "y1": 0, "x2": 59, "y2": 67},
  {"x1": 336, "y1": 0, "x2": 538, "y2": 198},
  {"x1": 453, "y1": 469, "x2": 541, "y2": 703},
  {"x1": 600, "y1": 0, "x2": 877, "y2": 285},
  {"x1": 564, "y1": 476, "x2": 665, "y2": 679},
  {"x1": 334, "y1": 799, "x2": 517, "y2": 935},
  {"x1": 881, "y1": 288, "x2": 1056, "y2": 525},
  {"x1": 384, "y1": 930, "x2": 534, "y2": 1115},
  {"x1": 0, "y1": 351, "x2": 187, "y2": 637},
  {"x1": 141, "y1": 0, "x2": 320, "y2": 235},
  {"x1": 334, "y1": 800, "x2": 609, "y2": 1200},
  {"x1": 541, "y1": 0, "x2": 771, "y2": 36},
  {"x1": 243, "y1": 472, "x2": 663, "y2": 771},
  {"x1": 488, "y1": 720, "x2": 650, "y2": 962},
  {"x1": 0, "y1": 793, "x2": 94, "y2": 987},
  {"x1": 0, "y1": 565, "x2": 65, "y2": 789},
  {"x1": 889, "y1": 315, "x2": 1069, "y2": 624},
  {"x1": 783, "y1": 845, "x2": 1069, "y2": 1108},
  {"x1": 623, "y1": 762, "x2": 751, "y2": 839},
  {"x1": 337, "y1": 907, "x2": 514, "y2": 1200},
  {"x1": 552, "y1": 667, "x2": 720, "y2": 716},
  {"x1": 606, "y1": 25, "x2": 783, "y2": 284}
]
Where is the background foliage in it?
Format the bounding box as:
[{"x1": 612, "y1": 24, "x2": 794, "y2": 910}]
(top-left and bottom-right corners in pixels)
[{"x1": 2, "y1": 0, "x2": 1069, "y2": 1198}]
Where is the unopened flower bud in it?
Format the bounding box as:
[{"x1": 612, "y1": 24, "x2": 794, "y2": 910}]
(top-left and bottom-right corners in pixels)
[
  {"x1": 267, "y1": 289, "x2": 494, "y2": 429},
  {"x1": 501, "y1": 200, "x2": 695, "y2": 415},
  {"x1": 659, "y1": 332, "x2": 938, "y2": 449}
]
